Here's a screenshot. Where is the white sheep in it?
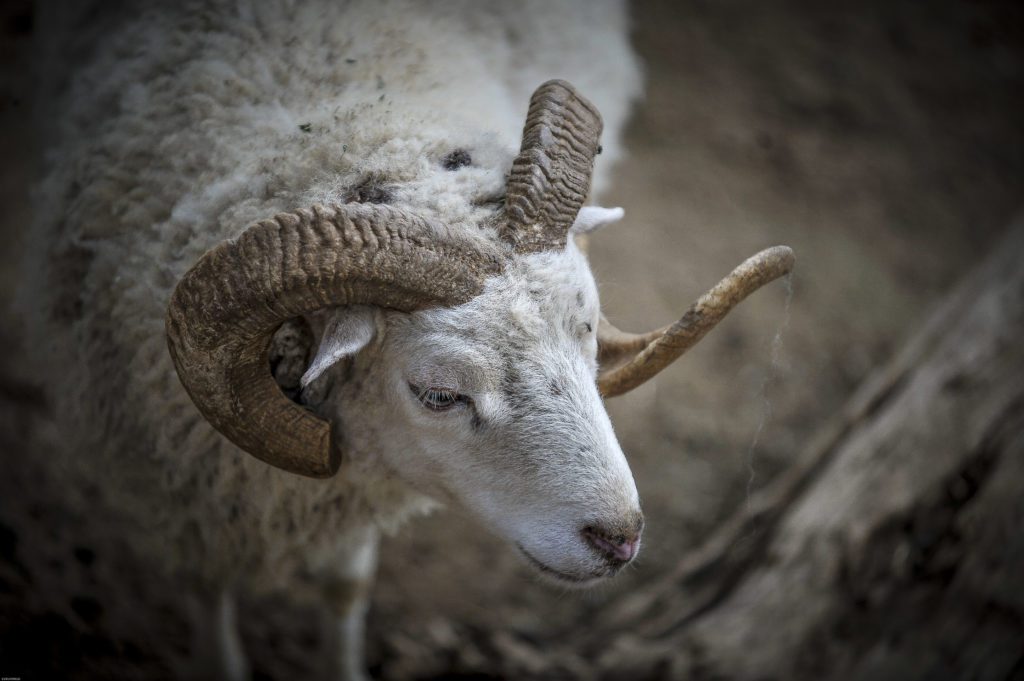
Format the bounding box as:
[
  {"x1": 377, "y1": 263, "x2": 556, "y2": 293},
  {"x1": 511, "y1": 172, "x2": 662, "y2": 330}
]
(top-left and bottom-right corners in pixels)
[{"x1": 21, "y1": 1, "x2": 792, "y2": 678}]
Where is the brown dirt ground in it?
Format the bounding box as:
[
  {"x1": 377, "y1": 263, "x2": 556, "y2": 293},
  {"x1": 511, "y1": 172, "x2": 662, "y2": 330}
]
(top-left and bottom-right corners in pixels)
[{"x1": 1, "y1": 1, "x2": 1022, "y2": 679}]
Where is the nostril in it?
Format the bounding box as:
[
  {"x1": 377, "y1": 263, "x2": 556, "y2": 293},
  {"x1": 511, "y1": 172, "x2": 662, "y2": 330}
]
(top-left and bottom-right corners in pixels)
[{"x1": 582, "y1": 525, "x2": 641, "y2": 565}]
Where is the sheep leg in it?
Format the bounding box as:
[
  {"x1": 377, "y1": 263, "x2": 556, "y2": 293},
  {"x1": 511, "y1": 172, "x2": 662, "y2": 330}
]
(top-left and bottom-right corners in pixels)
[
  {"x1": 216, "y1": 589, "x2": 251, "y2": 681},
  {"x1": 321, "y1": 527, "x2": 380, "y2": 681},
  {"x1": 181, "y1": 589, "x2": 250, "y2": 680}
]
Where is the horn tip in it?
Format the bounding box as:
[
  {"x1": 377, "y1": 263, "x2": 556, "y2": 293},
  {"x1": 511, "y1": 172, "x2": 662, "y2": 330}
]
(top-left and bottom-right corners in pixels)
[{"x1": 765, "y1": 245, "x2": 796, "y2": 273}]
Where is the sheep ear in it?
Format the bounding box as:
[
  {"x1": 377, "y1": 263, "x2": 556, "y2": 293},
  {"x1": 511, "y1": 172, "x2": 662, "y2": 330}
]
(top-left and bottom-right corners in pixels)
[
  {"x1": 571, "y1": 206, "x2": 624, "y2": 235},
  {"x1": 302, "y1": 305, "x2": 377, "y2": 387}
]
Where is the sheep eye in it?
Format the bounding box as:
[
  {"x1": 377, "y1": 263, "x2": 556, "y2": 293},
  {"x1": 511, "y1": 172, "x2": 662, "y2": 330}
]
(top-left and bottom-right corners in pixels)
[{"x1": 409, "y1": 384, "x2": 465, "y2": 412}]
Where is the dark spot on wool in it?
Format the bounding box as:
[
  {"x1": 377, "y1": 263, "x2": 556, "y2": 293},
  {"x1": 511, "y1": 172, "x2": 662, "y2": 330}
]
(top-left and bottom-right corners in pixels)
[
  {"x1": 597, "y1": 145, "x2": 603, "y2": 154},
  {"x1": 298, "y1": 123, "x2": 312, "y2": 133},
  {"x1": 71, "y1": 596, "x2": 104, "y2": 623},
  {"x1": 501, "y1": 363, "x2": 532, "y2": 413},
  {"x1": 442, "y1": 149, "x2": 472, "y2": 170},
  {"x1": 584, "y1": 322, "x2": 592, "y2": 333},
  {"x1": 73, "y1": 547, "x2": 95, "y2": 566},
  {"x1": 548, "y1": 378, "x2": 564, "y2": 397},
  {"x1": 501, "y1": 363, "x2": 522, "y2": 390},
  {"x1": 347, "y1": 177, "x2": 393, "y2": 205},
  {"x1": 345, "y1": 58, "x2": 357, "y2": 64}
]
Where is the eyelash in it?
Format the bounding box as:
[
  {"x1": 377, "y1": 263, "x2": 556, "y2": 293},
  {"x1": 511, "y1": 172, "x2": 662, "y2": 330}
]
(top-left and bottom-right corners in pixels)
[{"x1": 408, "y1": 384, "x2": 469, "y2": 412}]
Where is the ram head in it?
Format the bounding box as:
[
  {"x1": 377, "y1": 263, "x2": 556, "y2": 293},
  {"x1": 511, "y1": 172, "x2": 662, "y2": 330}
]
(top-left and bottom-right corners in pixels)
[{"x1": 166, "y1": 80, "x2": 793, "y2": 585}]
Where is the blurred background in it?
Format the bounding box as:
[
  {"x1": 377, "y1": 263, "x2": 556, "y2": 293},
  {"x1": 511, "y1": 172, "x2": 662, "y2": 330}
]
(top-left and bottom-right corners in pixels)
[{"x1": 1, "y1": 0, "x2": 1022, "y2": 679}]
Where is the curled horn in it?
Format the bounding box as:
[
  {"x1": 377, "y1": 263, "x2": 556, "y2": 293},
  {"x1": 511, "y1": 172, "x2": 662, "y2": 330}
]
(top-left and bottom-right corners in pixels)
[
  {"x1": 597, "y1": 246, "x2": 795, "y2": 397},
  {"x1": 501, "y1": 79, "x2": 603, "y2": 253},
  {"x1": 166, "y1": 203, "x2": 501, "y2": 478},
  {"x1": 501, "y1": 82, "x2": 795, "y2": 397}
]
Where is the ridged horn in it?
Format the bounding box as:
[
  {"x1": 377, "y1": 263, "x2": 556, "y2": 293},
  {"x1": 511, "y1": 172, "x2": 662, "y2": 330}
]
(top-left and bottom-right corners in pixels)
[
  {"x1": 501, "y1": 79, "x2": 603, "y2": 253},
  {"x1": 166, "y1": 203, "x2": 501, "y2": 478},
  {"x1": 597, "y1": 246, "x2": 795, "y2": 397}
]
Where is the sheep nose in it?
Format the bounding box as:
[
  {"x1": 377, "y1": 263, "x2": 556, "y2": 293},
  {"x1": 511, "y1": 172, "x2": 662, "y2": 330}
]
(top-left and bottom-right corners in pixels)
[{"x1": 581, "y1": 519, "x2": 643, "y2": 565}]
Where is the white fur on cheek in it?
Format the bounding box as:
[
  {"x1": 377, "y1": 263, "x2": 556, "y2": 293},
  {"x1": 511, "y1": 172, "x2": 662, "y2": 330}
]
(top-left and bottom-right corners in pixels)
[{"x1": 363, "y1": 241, "x2": 640, "y2": 582}]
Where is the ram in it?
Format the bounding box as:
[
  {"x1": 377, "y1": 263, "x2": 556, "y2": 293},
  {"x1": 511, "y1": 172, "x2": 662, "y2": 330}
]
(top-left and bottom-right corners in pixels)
[{"x1": 19, "y1": 1, "x2": 792, "y2": 678}]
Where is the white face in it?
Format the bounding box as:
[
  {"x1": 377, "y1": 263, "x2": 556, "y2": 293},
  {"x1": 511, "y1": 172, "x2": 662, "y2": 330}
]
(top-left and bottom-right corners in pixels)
[{"x1": 313, "y1": 239, "x2": 643, "y2": 586}]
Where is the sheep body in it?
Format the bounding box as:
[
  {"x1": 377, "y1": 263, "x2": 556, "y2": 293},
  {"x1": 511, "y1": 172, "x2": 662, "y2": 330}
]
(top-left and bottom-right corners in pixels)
[{"x1": 21, "y1": 0, "x2": 640, "y2": 640}]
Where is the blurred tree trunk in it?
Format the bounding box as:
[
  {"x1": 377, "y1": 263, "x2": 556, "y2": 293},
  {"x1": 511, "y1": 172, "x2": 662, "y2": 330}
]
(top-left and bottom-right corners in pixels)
[{"x1": 574, "y1": 220, "x2": 1024, "y2": 680}]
